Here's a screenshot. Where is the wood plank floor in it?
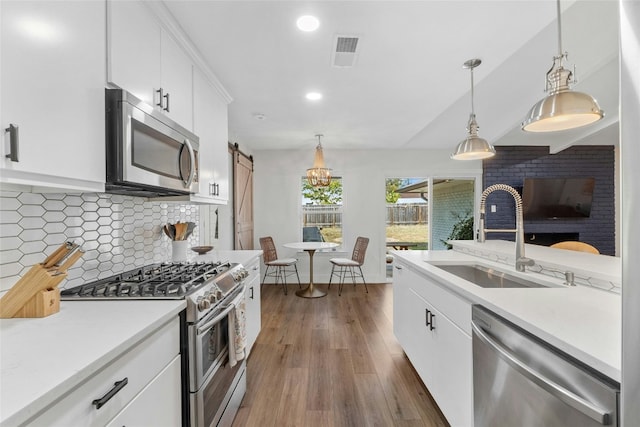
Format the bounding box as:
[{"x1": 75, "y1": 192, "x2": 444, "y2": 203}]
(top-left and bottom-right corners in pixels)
[{"x1": 232, "y1": 282, "x2": 449, "y2": 427}]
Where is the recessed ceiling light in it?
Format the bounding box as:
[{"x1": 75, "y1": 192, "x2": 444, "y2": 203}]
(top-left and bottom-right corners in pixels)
[
  {"x1": 305, "y1": 92, "x2": 323, "y2": 101},
  {"x1": 296, "y1": 15, "x2": 320, "y2": 32}
]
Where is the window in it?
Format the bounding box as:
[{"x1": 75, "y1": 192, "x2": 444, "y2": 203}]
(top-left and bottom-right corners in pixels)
[
  {"x1": 301, "y1": 177, "x2": 343, "y2": 245},
  {"x1": 385, "y1": 177, "x2": 428, "y2": 250}
]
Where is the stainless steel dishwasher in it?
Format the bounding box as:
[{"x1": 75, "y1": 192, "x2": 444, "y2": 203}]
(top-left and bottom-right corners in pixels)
[{"x1": 472, "y1": 305, "x2": 619, "y2": 427}]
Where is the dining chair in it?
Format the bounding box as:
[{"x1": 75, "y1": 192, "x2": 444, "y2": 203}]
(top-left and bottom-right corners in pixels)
[
  {"x1": 328, "y1": 236, "x2": 369, "y2": 296},
  {"x1": 550, "y1": 241, "x2": 600, "y2": 254},
  {"x1": 259, "y1": 236, "x2": 301, "y2": 295}
]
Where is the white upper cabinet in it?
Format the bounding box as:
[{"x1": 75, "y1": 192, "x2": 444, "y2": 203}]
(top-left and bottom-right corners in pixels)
[
  {"x1": 0, "y1": 0, "x2": 105, "y2": 192},
  {"x1": 108, "y1": 0, "x2": 231, "y2": 205},
  {"x1": 160, "y1": 31, "x2": 193, "y2": 129},
  {"x1": 107, "y1": 0, "x2": 161, "y2": 109},
  {"x1": 107, "y1": 0, "x2": 193, "y2": 130},
  {"x1": 193, "y1": 68, "x2": 229, "y2": 204}
]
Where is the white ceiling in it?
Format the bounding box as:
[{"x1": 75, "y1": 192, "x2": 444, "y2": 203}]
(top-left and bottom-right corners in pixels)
[{"x1": 164, "y1": 0, "x2": 619, "y2": 153}]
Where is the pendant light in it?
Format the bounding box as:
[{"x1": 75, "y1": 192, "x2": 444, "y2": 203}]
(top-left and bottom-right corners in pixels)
[
  {"x1": 522, "y1": 0, "x2": 604, "y2": 132},
  {"x1": 451, "y1": 59, "x2": 496, "y2": 161},
  {"x1": 306, "y1": 134, "x2": 332, "y2": 187}
]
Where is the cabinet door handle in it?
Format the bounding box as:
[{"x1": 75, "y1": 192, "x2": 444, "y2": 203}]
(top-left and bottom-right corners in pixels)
[
  {"x1": 249, "y1": 286, "x2": 254, "y2": 299},
  {"x1": 5, "y1": 124, "x2": 19, "y2": 162},
  {"x1": 92, "y1": 377, "x2": 128, "y2": 409},
  {"x1": 425, "y1": 309, "x2": 436, "y2": 331},
  {"x1": 156, "y1": 88, "x2": 164, "y2": 108},
  {"x1": 394, "y1": 265, "x2": 403, "y2": 270},
  {"x1": 163, "y1": 92, "x2": 170, "y2": 112}
]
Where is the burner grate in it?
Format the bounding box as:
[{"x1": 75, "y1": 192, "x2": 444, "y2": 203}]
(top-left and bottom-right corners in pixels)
[{"x1": 61, "y1": 261, "x2": 228, "y2": 299}]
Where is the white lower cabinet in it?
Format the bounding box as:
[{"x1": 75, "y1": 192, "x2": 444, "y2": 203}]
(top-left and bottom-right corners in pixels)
[
  {"x1": 244, "y1": 257, "x2": 261, "y2": 354},
  {"x1": 393, "y1": 262, "x2": 472, "y2": 427},
  {"x1": 106, "y1": 355, "x2": 182, "y2": 427},
  {"x1": 28, "y1": 317, "x2": 181, "y2": 427}
]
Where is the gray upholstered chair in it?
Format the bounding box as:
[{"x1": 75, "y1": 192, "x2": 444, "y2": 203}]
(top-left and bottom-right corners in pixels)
[
  {"x1": 259, "y1": 236, "x2": 301, "y2": 295},
  {"x1": 328, "y1": 236, "x2": 369, "y2": 296}
]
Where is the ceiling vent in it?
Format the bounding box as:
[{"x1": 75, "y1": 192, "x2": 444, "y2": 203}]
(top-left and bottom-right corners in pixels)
[{"x1": 332, "y1": 35, "x2": 360, "y2": 68}]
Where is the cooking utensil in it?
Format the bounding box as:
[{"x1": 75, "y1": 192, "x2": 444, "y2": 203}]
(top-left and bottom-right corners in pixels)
[
  {"x1": 163, "y1": 224, "x2": 175, "y2": 240},
  {"x1": 174, "y1": 223, "x2": 187, "y2": 240},
  {"x1": 184, "y1": 222, "x2": 196, "y2": 240}
]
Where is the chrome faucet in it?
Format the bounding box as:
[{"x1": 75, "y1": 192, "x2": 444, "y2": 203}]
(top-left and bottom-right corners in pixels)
[{"x1": 478, "y1": 184, "x2": 535, "y2": 272}]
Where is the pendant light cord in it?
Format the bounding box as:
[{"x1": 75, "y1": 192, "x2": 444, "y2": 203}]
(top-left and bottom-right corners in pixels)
[
  {"x1": 556, "y1": 0, "x2": 563, "y2": 57},
  {"x1": 470, "y1": 66, "x2": 475, "y2": 115}
]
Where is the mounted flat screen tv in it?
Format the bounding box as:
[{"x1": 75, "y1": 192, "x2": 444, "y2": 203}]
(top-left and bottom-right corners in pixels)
[{"x1": 522, "y1": 177, "x2": 595, "y2": 219}]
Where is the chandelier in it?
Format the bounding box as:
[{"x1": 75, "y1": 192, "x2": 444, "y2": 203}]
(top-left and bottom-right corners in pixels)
[{"x1": 306, "y1": 134, "x2": 332, "y2": 187}]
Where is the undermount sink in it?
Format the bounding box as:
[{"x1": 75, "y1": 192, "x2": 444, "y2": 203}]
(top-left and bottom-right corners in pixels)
[{"x1": 428, "y1": 262, "x2": 553, "y2": 289}]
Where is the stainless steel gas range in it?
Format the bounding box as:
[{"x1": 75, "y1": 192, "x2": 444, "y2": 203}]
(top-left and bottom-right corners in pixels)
[{"x1": 61, "y1": 261, "x2": 249, "y2": 427}]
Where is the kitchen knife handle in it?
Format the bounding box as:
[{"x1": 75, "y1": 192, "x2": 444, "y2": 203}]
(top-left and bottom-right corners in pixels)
[
  {"x1": 42, "y1": 241, "x2": 74, "y2": 269},
  {"x1": 92, "y1": 378, "x2": 128, "y2": 410},
  {"x1": 57, "y1": 249, "x2": 84, "y2": 274},
  {"x1": 5, "y1": 124, "x2": 19, "y2": 162}
]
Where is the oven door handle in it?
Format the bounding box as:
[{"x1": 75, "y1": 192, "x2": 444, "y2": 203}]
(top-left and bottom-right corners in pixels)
[{"x1": 197, "y1": 285, "x2": 246, "y2": 335}]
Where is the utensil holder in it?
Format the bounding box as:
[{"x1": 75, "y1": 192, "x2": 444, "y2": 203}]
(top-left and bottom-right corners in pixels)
[{"x1": 172, "y1": 241, "x2": 189, "y2": 262}]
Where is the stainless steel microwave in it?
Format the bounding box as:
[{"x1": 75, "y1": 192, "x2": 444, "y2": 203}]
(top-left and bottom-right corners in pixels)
[{"x1": 106, "y1": 88, "x2": 199, "y2": 197}]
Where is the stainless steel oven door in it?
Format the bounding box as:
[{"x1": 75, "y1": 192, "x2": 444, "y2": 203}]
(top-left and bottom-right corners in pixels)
[
  {"x1": 190, "y1": 357, "x2": 246, "y2": 427},
  {"x1": 122, "y1": 100, "x2": 199, "y2": 192},
  {"x1": 189, "y1": 285, "x2": 245, "y2": 391},
  {"x1": 189, "y1": 306, "x2": 229, "y2": 392}
]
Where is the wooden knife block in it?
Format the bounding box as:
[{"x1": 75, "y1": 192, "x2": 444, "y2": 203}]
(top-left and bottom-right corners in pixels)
[
  {"x1": 13, "y1": 287, "x2": 61, "y2": 318},
  {"x1": 0, "y1": 264, "x2": 66, "y2": 319}
]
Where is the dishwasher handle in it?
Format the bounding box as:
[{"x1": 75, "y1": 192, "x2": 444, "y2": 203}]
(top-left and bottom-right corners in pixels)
[{"x1": 471, "y1": 322, "x2": 611, "y2": 425}]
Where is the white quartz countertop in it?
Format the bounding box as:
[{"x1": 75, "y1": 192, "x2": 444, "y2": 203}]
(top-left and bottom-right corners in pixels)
[
  {"x1": 391, "y1": 248, "x2": 621, "y2": 382},
  {"x1": 0, "y1": 299, "x2": 185, "y2": 426},
  {"x1": 0, "y1": 250, "x2": 261, "y2": 426}
]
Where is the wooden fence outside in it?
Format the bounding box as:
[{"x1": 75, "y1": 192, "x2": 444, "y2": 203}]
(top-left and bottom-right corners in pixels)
[{"x1": 301, "y1": 203, "x2": 427, "y2": 226}]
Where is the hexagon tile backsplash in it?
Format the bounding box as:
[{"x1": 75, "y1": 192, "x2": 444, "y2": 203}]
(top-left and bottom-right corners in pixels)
[{"x1": 0, "y1": 190, "x2": 200, "y2": 292}]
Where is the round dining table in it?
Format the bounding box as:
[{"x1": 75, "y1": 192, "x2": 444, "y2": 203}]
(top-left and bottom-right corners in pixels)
[{"x1": 282, "y1": 242, "x2": 338, "y2": 298}]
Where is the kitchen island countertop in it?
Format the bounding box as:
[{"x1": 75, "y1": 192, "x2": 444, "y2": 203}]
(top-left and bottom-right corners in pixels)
[{"x1": 391, "y1": 244, "x2": 621, "y2": 382}]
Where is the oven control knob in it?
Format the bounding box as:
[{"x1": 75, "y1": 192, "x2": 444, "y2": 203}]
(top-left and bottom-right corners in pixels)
[
  {"x1": 197, "y1": 296, "x2": 211, "y2": 311},
  {"x1": 215, "y1": 289, "x2": 223, "y2": 299},
  {"x1": 204, "y1": 291, "x2": 217, "y2": 303}
]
